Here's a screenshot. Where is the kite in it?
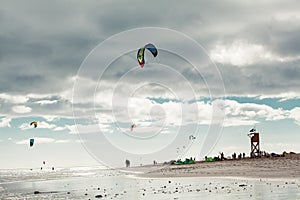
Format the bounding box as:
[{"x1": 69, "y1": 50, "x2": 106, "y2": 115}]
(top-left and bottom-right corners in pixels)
[
  {"x1": 30, "y1": 121, "x2": 38, "y2": 128},
  {"x1": 249, "y1": 128, "x2": 256, "y2": 132},
  {"x1": 137, "y1": 43, "x2": 158, "y2": 67},
  {"x1": 29, "y1": 138, "x2": 34, "y2": 147},
  {"x1": 189, "y1": 135, "x2": 196, "y2": 140},
  {"x1": 130, "y1": 124, "x2": 136, "y2": 132}
]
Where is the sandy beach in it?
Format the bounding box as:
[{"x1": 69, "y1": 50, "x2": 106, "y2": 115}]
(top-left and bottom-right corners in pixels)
[
  {"x1": 1, "y1": 156, "x2": 300, "y2": 199},
  {"x1": 131, "y1": 154, "x2": 300, "y2": 179}
]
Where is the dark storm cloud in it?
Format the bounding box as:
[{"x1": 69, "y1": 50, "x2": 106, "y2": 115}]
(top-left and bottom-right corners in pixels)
[
  {"x1": 0, "y1": 0, "x2": 300, "y2": 98},
  {"x1": 0, "y1": 1, "x2": 101, "y2": 94},
  {"x1": 218, "y1": 59, "x2": 300, "y2": 96},
  {"x1": 271, "y1": 26, "x2": 300, "y2": 56},
  {"x1": 232, "y1": 17, "x2": 300, "y2": 58}
]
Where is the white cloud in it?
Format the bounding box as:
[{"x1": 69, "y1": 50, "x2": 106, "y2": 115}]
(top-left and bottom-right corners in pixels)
[
  {"x1": 12, "y1": 105, "x2": 32, "y2": 114},
  {"x1": 70, "y1": 76, "x2": 97, "y2": 105},
  {"x1": 157, "y1": 99, "x2": 289, "y2": 127},
  {"x1": 36, "y1": 137, "x2": 56, "y2": 143},
  {"x1": 10, "y1": 96, "x2": 295, "y2": 134},
  {"x1": 35, "y1": 100, "x2": 58, "y2": 105},
  {"x1": 0, "y1": 117, "x2": 11, "y2": 127},
  {"x1": 66, "y1": 123, "x2": 112, "y2": 134},
  {"x1": 43, "y1": 115, "x2": 60, "y2": 122},
  {"x1": 94, "y1": 89, "x2": 114, "y2": 108},
  {"x1": 210, "y1": 40, "x2": 270, "y2": 66},
  {"x1": 16, "y1": 138, "x2": 71, "y2": 145},
  {"x1": 53, "y1": 126, "x2": 65, "y2": 131},
  {"x1": 19, "y1": 121, "x2": 63, "y2": 130},
  {"x1": 257, "y1": 92, "x2": 300, "y2": 101},
  {"x1": 214, "y1": 99, "x2": 288, "y2": 126},
  {"x1": 160, "y1": 129, "x2": 171, "y2": 134},
  {"x1": 289, "y1": 107, "x2": 300, "y2": 126},
  {"x1": 65, "y1": 124, "x2": 78, "y2": 134},
  {"x1": 210, "y1": 40, "x2": 300, "y2": 67},
  {"x1": 55, "y1": 140, "x2": 70, "y2": 143},
  {"x1": 274, "y1": 11, "x2": 300, "y2": 22},
  {"x1": 16, "y1": 137, "x2": 55, "y2": 145},
  {"x1": 263, "y1": 142, "x2": 300, "y2": 153},
  {"x1": 96, "y1": 113, "x2": 114, "y2": 124},
  {"x1": 19, "y1": 123, "x2": 31, "y2": 130},
  {"x1": 223, "y1": 117, "x2": 258, "y2": 127},
  {"x1": 0, "y1": 93, "x2": 29, "y2": 104},
  {"x1": 37, "y1": 121, "x2": 57, "y2": 129},
  {"x1": 196, "y1": 101, "x2": 213, "y2": 125},
  {"x1": 82, "y1": 97, "x2": 294, "y2": 130},
  {"x1": 94, "y1": 97, "x2": 295, "y2": 129}
]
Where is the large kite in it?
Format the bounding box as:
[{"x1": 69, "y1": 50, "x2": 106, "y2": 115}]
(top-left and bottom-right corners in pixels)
[{"x1": 137, "y1": 43, "x2": 158, "y2": 67}]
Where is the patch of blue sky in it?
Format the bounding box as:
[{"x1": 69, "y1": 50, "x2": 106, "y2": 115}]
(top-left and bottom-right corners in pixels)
[
  {"x1": 187, "y1": 97, "x2": 213, "y2": 104},
  {"x1": 186, "y1": 96, "x2": 299, "y2": 110},
  {"x1": 226, "y1": 96, "x2": 299, "y2": 110},
  {"x1": 10, "y1": 116, "x2": 73, "y2": 128},
  {"x1": 147, "y1": 97, "x2": 181, "y2": 104}
]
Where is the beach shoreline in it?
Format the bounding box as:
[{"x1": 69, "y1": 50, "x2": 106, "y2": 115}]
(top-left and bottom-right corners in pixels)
[
  {"x1": 1, "y1": 157, "x2": 300, "y2": 200},
  {"x1": 124, "y1": 154, "x2": 300, "y2": 179}
]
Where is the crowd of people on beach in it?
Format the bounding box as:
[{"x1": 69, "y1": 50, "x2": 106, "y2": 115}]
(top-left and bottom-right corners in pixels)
[
  {"x1": 205, "y1": 152, "x2": 247, "y2": 162},
  {"x1": 124, "y1": 150, "x2": 298, "y2": 168},
  {"x1": 231, "y1": 152, "x2": 246, "y2": 159}
]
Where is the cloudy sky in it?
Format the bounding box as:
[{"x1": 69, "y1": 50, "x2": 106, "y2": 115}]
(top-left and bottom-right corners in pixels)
[{"x1": 1, "y1": 0, "x2": 300, "y2": 169}]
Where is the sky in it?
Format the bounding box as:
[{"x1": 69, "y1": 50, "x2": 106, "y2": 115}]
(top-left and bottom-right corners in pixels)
[{"x1": 0, "y1": 0, "x2": 300, "y2": 169}]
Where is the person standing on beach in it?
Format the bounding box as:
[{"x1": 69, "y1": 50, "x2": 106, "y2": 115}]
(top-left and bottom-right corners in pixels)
[
  {"x1": 232, "y1": 153, "x2": 236, "y2": 159},
  {"x1": 125, "y1": 159, "x2": 130, "y2": 168},
  {"x1": 238, "y1": 153, "x2": 242, "y2": 159},
  {"x1": 220, "y1": 152, "x2": 224, "y2": 160}
]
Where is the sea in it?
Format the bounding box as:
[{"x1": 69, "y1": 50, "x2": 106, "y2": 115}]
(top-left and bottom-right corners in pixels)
[{"x1": 0, "y1": 167, "x2": 299, "y2": 199}]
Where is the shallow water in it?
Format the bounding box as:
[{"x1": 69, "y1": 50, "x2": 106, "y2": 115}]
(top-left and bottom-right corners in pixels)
[{"x1": 0, "y1": 168, "x2": 299, "y2": 199}]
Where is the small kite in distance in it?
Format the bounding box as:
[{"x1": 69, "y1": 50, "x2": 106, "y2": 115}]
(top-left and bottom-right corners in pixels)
[
  {"x1": 30, "y1": 121, "x2": 38, "y2": 128},
  {"x1": 189, "y1": 135, "x2": 196, "y2": 140},
  {"x1": 29, "y1": 138, "x2": 34, "y2": 147},
  {"x1": 249, "y1": 128, "x2": 256, "y2": 132},
  {"x1": 130, "y1": 124, "x2": 136, "y2": 132}
]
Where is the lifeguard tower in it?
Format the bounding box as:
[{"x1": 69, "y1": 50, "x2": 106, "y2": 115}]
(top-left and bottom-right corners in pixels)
[{"x1": 248, "y1": 128, "x2": 260, "y2": 158}]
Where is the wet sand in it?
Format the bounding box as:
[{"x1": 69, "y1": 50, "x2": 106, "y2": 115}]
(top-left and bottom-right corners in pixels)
[
  {"x1": 1, "y1": 158, "x2": 300, "y2": 199},
  {"x1": 134, "y1": 155, "x2": 300, "y2": 179}
]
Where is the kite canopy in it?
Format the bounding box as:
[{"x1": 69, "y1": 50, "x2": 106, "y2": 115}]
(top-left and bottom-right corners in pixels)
[
  {"x1": 130, "y1": 124, "x2": 136, "y2": 132},
  {"x1": 29, "y1": 138, "x2": 34, "y2": 147},
  {"x1": 250, "y1": 128, "x2": 256, "y2": 132},
  {"x1": 189, "y1": 135, "x2": 196, "y2": 140},
  {"x1": 30, "y1": 121, "x2": 38, "y2": 128},
  {"x1": 137, "y1": 43, "x2": 158, "y2": 67}
]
